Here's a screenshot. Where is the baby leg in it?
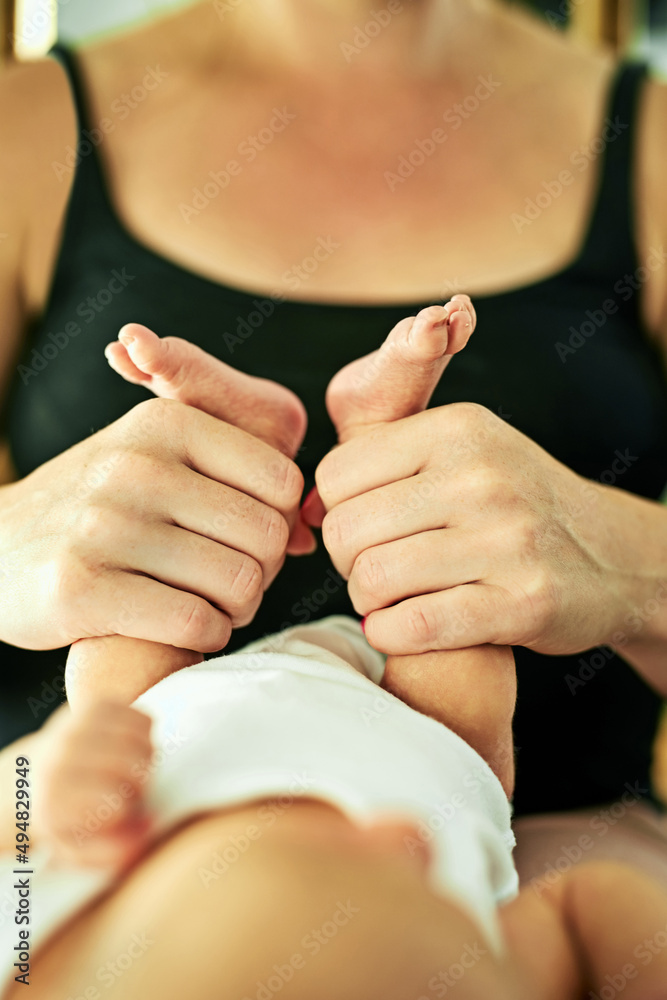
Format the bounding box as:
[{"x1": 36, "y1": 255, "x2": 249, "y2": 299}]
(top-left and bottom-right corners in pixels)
[
  {"x1": 66, "y1": 636, "x2": 203, "y2": 711},
  {"x1": 502, "y1": 861, "x2": 667, "y2": 999},
  {"x1": 381, "y1": 646, "x2": 517, "y2": 798}
]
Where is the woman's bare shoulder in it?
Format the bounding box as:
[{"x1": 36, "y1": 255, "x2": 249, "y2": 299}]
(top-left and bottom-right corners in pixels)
[
  {"x1": 0, "y1": 57, "x2": 76, "y2": 353},
  {"x1": 637, "y1": 74, "x2": 667, "y2": 341}
]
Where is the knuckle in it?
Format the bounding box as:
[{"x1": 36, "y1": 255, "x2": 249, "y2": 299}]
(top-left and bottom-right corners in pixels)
[
  {"x1": 353, "y1": 548, "x2": 388, "y2": 599},
  {"x1": 321, "y1": 507, "x2": 348, "y2": 553},
  {"x1": 125, "y1": 396, "x2": 184, "y2": 440},
  {"x1": 464, "y1": 466, "x2": 497, "y2": 500},
  {"x1": 404, "y1": 602, "x2": 440, "y2": 647},
  {"x1": 452, "y1": 401, "x2": 491, "y2": 427},
  {"x1": 175, "y1": 599, "x2": 213, "y2": 647},
  {"x1": 525, "y1": 568, "x2": 558, "y2": 630},
  {"x1": 227, "y1": 556, "x2": 263, "y2": 610},
  {"x1": 74, "y1": 503, "x2": 115, "y2": 545},
  {"x1": 315, "y1": 452, "x2": 339, "y2": 507},
  {"x1": 270, "y1": 458, "x2": 303, "y2": 510},
  {"x1": 259, "y1": 506, "x2": 290, "y2": 561},
  {"x1": 472, "y1": 468, "x2": 515, "y2": 507}
]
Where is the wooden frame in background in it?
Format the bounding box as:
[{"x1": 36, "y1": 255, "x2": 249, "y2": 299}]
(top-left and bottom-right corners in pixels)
[
  {"x1": 569, "y1": 0, "x2": 639, "y2": 51},
  {"x1": 1, "y1": 0, "x2": 16, "y2": 62}
]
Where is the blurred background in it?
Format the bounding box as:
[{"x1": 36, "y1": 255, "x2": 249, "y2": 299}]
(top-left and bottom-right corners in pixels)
[{"x1": 1, "y1": 0, "x2": 667, "y2": 70}]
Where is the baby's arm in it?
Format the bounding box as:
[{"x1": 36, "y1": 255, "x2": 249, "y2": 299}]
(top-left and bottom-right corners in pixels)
[
  {"x1": 502, "y1": 861, "x2": 667, "y2": 1000},
  {"x1": 1, "y1": 701, "x2": 155, "y2": 870}
]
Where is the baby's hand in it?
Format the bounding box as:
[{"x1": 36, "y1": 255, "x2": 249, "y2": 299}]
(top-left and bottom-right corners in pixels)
[{"x1": 33, "y1": 700, "x2": 155, "y2": 870}]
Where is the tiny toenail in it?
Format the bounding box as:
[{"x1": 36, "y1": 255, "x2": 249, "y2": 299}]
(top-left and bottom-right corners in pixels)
[{"x1": 119, "y1": 328, "x2": 135, "y2": 345}]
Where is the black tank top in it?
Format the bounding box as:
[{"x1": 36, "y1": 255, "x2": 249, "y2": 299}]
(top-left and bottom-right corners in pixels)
[{"x1": 3, "y1": 44, "x2": 666, "y2": 817}]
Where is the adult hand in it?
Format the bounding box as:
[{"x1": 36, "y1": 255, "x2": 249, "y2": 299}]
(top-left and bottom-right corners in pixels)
[
  {"x1": 303, "y1": 298, "x2": 517, "y2": 796},
  {"x1": 1, "y1": 328, "x2": 308, "y2": 654},
  {"x1": 311, "y1": 304, "x2": 619, "y2": 658}
]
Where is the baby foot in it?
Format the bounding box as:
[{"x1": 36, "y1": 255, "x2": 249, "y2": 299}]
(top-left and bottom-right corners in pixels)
[
  {"x1": 33, "y1": 700, "x2": 155, "y2": 870},
  {"x1": 382, "y1": 645, "x2": 517, "y2": 799},
  {"x1": 325, "y1": 295, "x2": 475, "y2": 445},
  {"x1": 302, "y1": 296, "x2": 475, "y2": 527},
  {"x1": 107, "y1": 323, "x2": 315, "y2": 558},
  {"x1": 69, "y1": 324, "x2": 317, "y2": 711},
  {"x1": 106, "y1": 323, "x2": 307, "y2": 459}
]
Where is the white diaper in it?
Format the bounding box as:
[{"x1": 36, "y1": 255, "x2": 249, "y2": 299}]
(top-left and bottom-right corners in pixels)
[{"x1": 0, "y1": 617, "x2": 517, "y2": 996}]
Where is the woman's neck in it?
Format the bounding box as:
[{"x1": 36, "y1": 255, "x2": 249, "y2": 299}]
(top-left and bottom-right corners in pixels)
[{"x1": 191, "y1": 0, "x2": 502, "y2": 78}]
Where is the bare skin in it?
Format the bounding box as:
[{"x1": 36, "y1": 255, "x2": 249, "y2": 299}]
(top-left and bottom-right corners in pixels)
[
  {"x1": 63, "y1": 299, "x2": 475, "y2": 703},
  {"x1": 2, "y1": 0, "x2": 667, "y2": 668},
  {"x1": 2, "y1": 699, "x2": 667, "y2": 1000},
  {"x1": 63, "y1": 296, "x2": 516, "y2": 797}
]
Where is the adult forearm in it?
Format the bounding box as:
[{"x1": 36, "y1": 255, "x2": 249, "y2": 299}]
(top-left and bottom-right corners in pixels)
[{"x1": 592, "y1": 480, "x2": 667, "y2": 695}]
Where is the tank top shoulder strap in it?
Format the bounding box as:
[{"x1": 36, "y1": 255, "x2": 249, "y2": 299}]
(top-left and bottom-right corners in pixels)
[
  {"x1": 576, "y1": 61, "x2": 649, "y2": 276},
  {"x1": 48, "y1": 42, "x2": 114, "y2": 218}
]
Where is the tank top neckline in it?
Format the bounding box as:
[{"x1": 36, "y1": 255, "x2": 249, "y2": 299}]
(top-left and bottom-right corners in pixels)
[{"x1": 49, "y1": 43, "x2": 646, "y2": 313}]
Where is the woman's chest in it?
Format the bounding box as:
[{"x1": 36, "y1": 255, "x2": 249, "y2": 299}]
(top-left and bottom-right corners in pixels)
[{"x1": 74, "y1": 65, "x2": 612, "y2": 304}]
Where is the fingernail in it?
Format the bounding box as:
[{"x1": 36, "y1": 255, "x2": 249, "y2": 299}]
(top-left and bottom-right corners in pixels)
[
  {"x1": 301, "y1": 486, "x2": 318, "y2": 509},
  {"x1": 119, "y1": 327, "x2": 135, "y2": 346}
]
